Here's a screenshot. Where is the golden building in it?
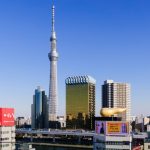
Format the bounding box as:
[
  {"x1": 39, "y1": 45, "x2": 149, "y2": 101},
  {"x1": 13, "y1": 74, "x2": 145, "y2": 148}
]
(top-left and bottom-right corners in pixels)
[{"x1": 65, "y1": 76, "x2": 96, "y2": 130}]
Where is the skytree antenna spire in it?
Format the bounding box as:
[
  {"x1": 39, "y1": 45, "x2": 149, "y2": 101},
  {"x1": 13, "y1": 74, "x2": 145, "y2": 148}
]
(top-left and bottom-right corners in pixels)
[
  {"x1": 48, "y1": 1, "x2": 59, "y2": 121},
  {"x1": 52, "y1": 1, "x2": 55, "y2": 32}
]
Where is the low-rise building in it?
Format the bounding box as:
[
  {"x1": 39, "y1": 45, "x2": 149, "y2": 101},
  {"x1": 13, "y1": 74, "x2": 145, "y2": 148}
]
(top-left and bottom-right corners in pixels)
[
  {"x1": 16, "y1": 117, "x2": 31, "y2": 128},
  {"x1": 94, "y1": 134, "x2": 132, "y2": 150},
  {"x1": 0, "y1": 108, "x2": 15, "y2": 150},
  {"x1": 93, "y1": 119, "x2": 132, "y2": 150},
  {"x1": 144, "y1": 124, "x2": 150, "y2": 150},
  {"x1": 57, "y1": 116, "x2": 66, "y2": 128}
]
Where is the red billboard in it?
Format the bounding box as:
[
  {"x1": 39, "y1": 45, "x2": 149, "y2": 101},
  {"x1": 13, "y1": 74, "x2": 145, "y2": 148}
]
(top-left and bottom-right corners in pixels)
[{"x1": 0, "y1": 108, "x2": 15, "y2": 126}]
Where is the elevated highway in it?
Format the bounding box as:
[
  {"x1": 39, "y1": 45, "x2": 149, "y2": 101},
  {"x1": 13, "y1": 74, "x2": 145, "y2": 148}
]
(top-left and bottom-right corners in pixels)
[{"x1": 16, "y1": 129, "x2": 95, "y2": 137}]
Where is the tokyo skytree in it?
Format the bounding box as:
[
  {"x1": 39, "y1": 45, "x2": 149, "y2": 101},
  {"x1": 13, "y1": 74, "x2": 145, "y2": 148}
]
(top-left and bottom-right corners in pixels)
[{"x1": 48, "y1": 4, "x2": 58, "y2": 121}]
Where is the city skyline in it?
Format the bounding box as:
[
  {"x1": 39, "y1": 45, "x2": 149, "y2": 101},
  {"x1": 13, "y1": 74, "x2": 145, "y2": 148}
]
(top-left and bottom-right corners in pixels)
[{"x1": 0, "y1": 0, "x2": 150, "y2": 117}]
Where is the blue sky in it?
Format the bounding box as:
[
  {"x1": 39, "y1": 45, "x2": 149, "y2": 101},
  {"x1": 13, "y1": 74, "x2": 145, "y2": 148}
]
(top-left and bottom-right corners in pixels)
[{"x1": 0, "y1": 0, "x2": 150, "y2": 117}]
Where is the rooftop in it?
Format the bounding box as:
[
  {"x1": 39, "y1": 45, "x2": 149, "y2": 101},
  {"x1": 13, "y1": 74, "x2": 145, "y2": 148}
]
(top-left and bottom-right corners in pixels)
[{"x1": 65, "y1": 75, "x2": 96, "y2": 85}]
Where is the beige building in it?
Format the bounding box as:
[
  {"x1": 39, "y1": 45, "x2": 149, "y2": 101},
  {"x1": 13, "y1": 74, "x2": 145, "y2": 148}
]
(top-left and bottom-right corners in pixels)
[
  {"x1": 102, "y1": 80, "x2": 131, "y2": 121},
  {"x1": 0, "y1": 126, "x2": 15, "y2": 150},
  {"x1": 94, "y1": 134, "x2": 132, "y2": 150},
  {"x1": 144, "y1": 125, "x2": 150, "y2": 150},
  {"x1": 0, "y1": 108, "x2": 15, "y2": 150}
]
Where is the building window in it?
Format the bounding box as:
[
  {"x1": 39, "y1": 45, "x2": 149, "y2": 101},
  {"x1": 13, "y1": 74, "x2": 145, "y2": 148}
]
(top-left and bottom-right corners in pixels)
[{"x1": 148, "y1": 145, "x2": 150, "y2": 149}]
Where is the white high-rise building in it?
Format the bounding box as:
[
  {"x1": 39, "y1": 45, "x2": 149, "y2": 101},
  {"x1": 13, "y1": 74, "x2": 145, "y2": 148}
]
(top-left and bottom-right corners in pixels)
[
  {"x1": 102, "y1": 80, "x2": 131, "y2": 121},
  {"x1": 48, "y1": 4, "x2": 59, "y2": 121}
]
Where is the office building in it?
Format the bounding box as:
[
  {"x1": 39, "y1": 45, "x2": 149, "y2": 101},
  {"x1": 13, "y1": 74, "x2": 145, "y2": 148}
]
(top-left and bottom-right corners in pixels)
[
  {"x1": 57, "y1": 116, "x2": 66, "y2": 128},
  {"x1": 16, "y1": 117, "x2": 31, "y2": 128},
  {"x1": 102, "y1": 80, "x2": 131, "y2": 121},
  {"x1": 31, "y1": 86, "x2": 48, "y2": 129},
  {"x1": 94, "y1": 119, "x2": 132, "y2": 150},
  {"x1": 144, "y1": 125, "x2": 150, "y2": 150},
  {"x1": 66, "y1": 75, "x2": 96, "y2": 130},
  {"x1": 0, "y1": 108, "x2": 15, "y2": 150},
  {"x1": 48, "y1": 4, "x2": 59, "y2": 121},
  {"x1": 94, "y1": 133, "x2": 132, "y2": 150}
]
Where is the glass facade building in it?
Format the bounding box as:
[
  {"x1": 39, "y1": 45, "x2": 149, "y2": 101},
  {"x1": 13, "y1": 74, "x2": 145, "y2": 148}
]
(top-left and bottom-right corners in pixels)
[
  {"x1": 65, "y1": 76, "x2": 96, "y2": 130},
  {"x1": 31, "y1": 86, "x2": 48, "y2": 129}
]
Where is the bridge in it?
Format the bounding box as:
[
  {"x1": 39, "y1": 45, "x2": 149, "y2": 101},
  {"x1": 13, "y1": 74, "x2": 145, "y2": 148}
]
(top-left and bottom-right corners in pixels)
[
  {"x1": 16, "y1": 129, "x2": 95, "y2": 146},
  {"x1": 16, "y1": 129, "x2": 95, "y2": 137},
  {"x1": 16, "y1": 128, "x2": 148, "y2": 148}
]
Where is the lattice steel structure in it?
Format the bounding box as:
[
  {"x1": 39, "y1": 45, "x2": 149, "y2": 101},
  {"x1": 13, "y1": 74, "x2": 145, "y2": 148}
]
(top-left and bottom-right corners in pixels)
[{"x1": 48, "y1": 5, "x2": 59, "y2": 121}]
